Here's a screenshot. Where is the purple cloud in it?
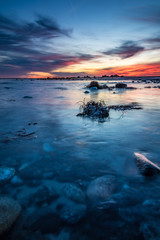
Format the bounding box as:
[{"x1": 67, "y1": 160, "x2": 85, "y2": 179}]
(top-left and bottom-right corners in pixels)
[{"x1": 103, "y1": 41, "x2": 144, "y2": 59}]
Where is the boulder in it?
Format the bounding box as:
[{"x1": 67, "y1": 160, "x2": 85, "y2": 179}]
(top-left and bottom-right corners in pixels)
[
  {"x1": 87, "y1": 175, "x2": 117, "y2": 205},
  {"x1": 115, "y1": 83, "x2": 127, "y2": 88},
  {"x1": 57, "y1": 198, "x2": 86, "y2": 224},
  {"x1": 87, "y1": 81, "x2": 102, "y2": 89},
  {"x1": 59, "y1": 202, "x2": 86, "y2": 224},
  {"x1": 0, "y1": 197, "x2": 21, "y2": 235},
  {"x1": 62, "y1": 183, "x2": 85, "y2": 203},
  {"x1": 134, "y1": 152, "x2": 160, "y2": 176}
]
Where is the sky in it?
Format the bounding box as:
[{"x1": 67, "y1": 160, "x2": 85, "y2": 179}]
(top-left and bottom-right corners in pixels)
[{"x1": 0, "y1": 0, "x2": 160, "y2": 78}]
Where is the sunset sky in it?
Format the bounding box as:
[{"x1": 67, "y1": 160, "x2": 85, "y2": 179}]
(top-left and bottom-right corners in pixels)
[{"x1": 0, "y1": 0, "x2": 160, "y2": 78}]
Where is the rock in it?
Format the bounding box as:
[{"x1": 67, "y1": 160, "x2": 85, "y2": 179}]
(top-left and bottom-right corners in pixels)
[
  {"x1": 87, "y1": 81, "x2": 102, "y2": 89},
  {"x1": 84, "y1": 90, "x2": 90, "y2": 94},
  {"x1": 10, "y1": 231, "x2": 45, "y2": 240},
  {"x1": 87, "y1": 175, "x2": 117, "y2": 205},
  {"x1": 126, "y1": 87, "x2": 137, "y2": 89},
  {"x1": 23, "y1": 96, "x2": 32, "y2": 98},
  {"x1": 102, "y1": 84, "x2": 108, "y2": 89},
  {"x1": 62, "y1": 183, "x2": 85, "y2": 203},
  {"x1": 0, "y1": 197, "x2": 21, "y2": 235},
  {"x1": 115, "y1": 83, "x2": 127, "y2": 88},
  {"x1": 19, "y1": 165, "x2": 43, "y2": 181},
  {"x1": 134, "y1": 152, "x2": 160, "y2": 176},
  {"x1": 90, "y1": 86, "x2": 98, "y2": 91},
  {"x1": 43, "y1": 143, "x2": 54, "y2": 152},
  {"x1": 11, "y1": 175, "x2": 23, "y2": 186},
  {"x1": 24, "y1": 211, "x2": 61, "y2": 234},
  {"x1": 43, "y1": 171, "x2": 55, "y2": 179},
  {"x1": 140, "y1": 222, "x2": 160, "y2": 240},
  {"x1": 32, "y1": 185, "x2": 58, "y2": 206},
  {"x1": 0, "y1": 167, "x2": 15, "y2": 184},
  {"x1": 58, "y1": 200, "x2": 86, "y2": 224}
]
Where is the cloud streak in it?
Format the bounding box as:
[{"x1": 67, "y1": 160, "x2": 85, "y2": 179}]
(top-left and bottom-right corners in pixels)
[
  {"x1": 103, "y1": 41, "x2": 144, "y2": 59},
  {"x1": 0, "y1": 14, "x2": 99, "y2": 77}
]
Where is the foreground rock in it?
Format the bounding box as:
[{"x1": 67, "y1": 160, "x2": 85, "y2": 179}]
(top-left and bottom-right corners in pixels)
[
  {"x1": 134, "y1": 152, "x2": 160, "y2": 176},
  {"x1": 57, "y1": 198, "x2": 86, "y2": 224},
  {"x1": 62, "y1": 183, "x2": 86, "y2": 203},
  {"x1": 0, "y1": 197, "x2": 21, "y2": 235},
  {"x1": 0, "y1": 167, "x2": 15, "y2": 184},
  {"x1": 87, "y1": 175, "x2": 117, "y2": 206},
  {"x1": 115, "y1": 83, "x2": 127, "y2": 88}
]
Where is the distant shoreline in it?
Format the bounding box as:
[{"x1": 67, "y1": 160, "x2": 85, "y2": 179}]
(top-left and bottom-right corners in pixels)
[{"x1": 0, "y1": 76, "x2": 160, "y2": 80}]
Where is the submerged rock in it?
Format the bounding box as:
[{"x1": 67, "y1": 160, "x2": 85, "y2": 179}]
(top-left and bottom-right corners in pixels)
[
  {"x1": 140, "y1": 222, "x2": 160, "y2": 240},
  {"x1": 0, "y1": 167, "x2": 15, "y2": 184},
  {"x1": 115, "y1": 83, "x2": 127, "y2": 88},
  {"x1": 87, "y1": 175, "x2": 117, "y2": 205},
  {"x1": 11, "y1": 175, "x2": 23, "y2": 186},
  {"x1": 62, "y1": 183, "x2": 85, "y2": 203},
  {"x1": 134, "y1": 152, "x2": 160, "y2": 176},
  {"x1": 24, "y1": 211, "x2": 61, "y2": 234},
  {"x1": 0, "y1": 197, "x2": 21, "y2": 235},
  {"x1": 58, "y1": 199, "x2": 86, "y2": 224}
]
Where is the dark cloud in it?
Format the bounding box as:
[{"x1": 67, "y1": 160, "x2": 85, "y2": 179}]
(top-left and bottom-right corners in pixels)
[
  {"x1": 0, "y1": 14, "x2": 72, "y2": 55},
  {"x1": 0, "y1": 14, "x2": 98, "y2": 77},
  {"x1": 146, "y1": 36, "x2": 160, "y2": 44},
  {"x1": 103, "y1": 41, "x2": 144, "y2": 59},
  {"x1": 0, "y1": 14, "x2": 72, "y2": 41},
  {"x1": 130, "y1": 6, "x2": 160, "y2": 25},
  {"x1": 143, "y1": 35, "x2": 160, "y2": 51},
  {"x1": 51, "y1": 72, "x2": 89, "y2": 77},
  {"x1": 0, "y1": 52, "x2": 97, "y2": 77},
  {"x1": 100, "y1": 67, "x2": 113, "y2": 71}
]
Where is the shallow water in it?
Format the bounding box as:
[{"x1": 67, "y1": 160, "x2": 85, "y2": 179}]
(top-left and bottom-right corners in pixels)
[{"x1": 0, "y1": 78, "x2": 160, "y2": 240}]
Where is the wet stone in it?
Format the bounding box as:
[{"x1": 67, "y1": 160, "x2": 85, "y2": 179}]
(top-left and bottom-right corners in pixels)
[
  {"x1": 57, "y1": 199, "x2": 86, "y2": 224},
  {"x1": 134, "y1": 152, "x2": 160, "y2": 176},
  {"x1": 62, "y1": 183, "x2": 85, "y2": 203},
  {"x1": 0, "y1": 197, "x2": 21, "y2": 235},
  {"x1": 31, "y1": 185, "x2": 58, "y2": 206},
  {"x1": 87, "y1": 175, "x2": 117, "y2": 205},
  {"x1": 23, "y1": 96, "x2": 32, "y2": 98},
  {"x1": 11, "y1": 175, "x2": 23, "y2": 187},
  {"x1": 18, "y1": 165, "x2": 43, "y2": 181},
  {"x1": 115, "y1": 83, "x2": 127, "y2": 88},
  {"x1": 24, "y1": 211, "x2": 62, "y2": 234},
  {"x1": 140, "y1": 222, "x2": 160, "y2": 240},
  {"x1": 84, "y1": 90, "x2": 90, "y2": 94},
  {"x1": 0, "y1": 167, "x2": 15, "y2": 184}
]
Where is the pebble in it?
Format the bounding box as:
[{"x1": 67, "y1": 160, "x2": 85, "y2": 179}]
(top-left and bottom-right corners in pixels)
[{"x1": 0, "y1": 167, "x2": 15, "y2": 184}]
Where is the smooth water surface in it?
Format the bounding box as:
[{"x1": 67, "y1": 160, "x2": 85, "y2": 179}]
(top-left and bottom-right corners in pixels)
[{"x1": 0, "y1": 78, "x2": 160, "y2": 240}]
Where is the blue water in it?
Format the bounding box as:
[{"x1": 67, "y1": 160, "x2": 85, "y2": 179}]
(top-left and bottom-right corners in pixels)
[{"x1": 0, "y1": 78, "x2": 160, "y2": 239}]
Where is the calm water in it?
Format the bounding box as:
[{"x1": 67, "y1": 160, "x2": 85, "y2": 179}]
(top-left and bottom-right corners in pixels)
[{"x1": 0, "y1": 78, "x2": 160, "y2": 240}]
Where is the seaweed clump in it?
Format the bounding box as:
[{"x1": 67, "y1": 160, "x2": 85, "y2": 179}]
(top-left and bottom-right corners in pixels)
[
  {"x1": 77, "y1": 100, "x2": 109, "y2": 119},
  {"x1": 77, "y1": 100, "x2": 142, "y2": 120},
  {"x1": 108, "y1": 102, "x2": 142, "y2": 111}
]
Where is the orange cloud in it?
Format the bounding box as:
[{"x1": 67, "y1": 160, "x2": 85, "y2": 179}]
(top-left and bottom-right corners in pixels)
[{"x1": 95, "y1": 63, "x2": 160, "y2": 77}]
